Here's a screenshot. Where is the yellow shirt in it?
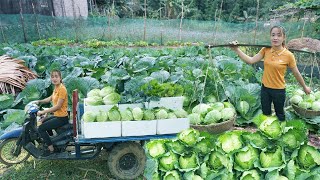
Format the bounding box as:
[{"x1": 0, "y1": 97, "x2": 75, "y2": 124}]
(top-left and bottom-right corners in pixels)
[
  {"x1": 259, "y1": 47, "x2": 296, "y2": 89},
  {"x1": 52, "y1": 84, "x2": 68, "y2": 117}
]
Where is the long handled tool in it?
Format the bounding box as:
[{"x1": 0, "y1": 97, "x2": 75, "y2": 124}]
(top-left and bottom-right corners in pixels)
[{"x1": 205, "y1": 44, "x2": 316, "y2": 54}]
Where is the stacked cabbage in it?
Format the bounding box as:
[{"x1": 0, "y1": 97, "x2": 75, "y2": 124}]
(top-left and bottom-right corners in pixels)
[
  {"x1": 82, "y1": 106, "x2": 188, "y2": 122},
  {"x1": 290, "y1": 90, "x2": 320, "y2": 111},
  {"x1": 188, "y1": 102, "x2": 236, "y2": 125},
  {"x1": 85, "y1": 86, "x2": 121, "y2": 106}
]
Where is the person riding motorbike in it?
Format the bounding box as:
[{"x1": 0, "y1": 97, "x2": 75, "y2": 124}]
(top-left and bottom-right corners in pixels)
[{"x1": 34, "y1": 69, "x2": 69, "y2": 156}]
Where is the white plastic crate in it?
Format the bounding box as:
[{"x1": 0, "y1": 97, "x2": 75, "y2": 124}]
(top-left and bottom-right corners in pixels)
[
  {"x1": 156, "y1": 118, "x2": 190, "y2": 134},
  {"x1": 82, "y1": 121, "x2": 121, "y2": 138},
  {"x1": 122, "y1": 120, "x2": 157, "y2": 136},
  {"x1": 83, "y1": 98, "x2": 117, "y2": 112},
  {"x1": 145, "y1": 96, "x2": 184, "y2": 110}
]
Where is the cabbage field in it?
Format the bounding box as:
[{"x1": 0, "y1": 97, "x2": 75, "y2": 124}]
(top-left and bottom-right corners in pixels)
[{"x1": 0, "y1": 42, "x2": 320, "y2": 179}]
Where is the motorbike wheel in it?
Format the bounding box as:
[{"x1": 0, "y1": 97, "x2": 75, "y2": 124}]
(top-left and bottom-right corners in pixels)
[
  {"x1": 107, "y1": 142, "x2": 146, "y2": 180},
  {"x1": 0, "y1": 138, "x2": 30, "y2": 166}
]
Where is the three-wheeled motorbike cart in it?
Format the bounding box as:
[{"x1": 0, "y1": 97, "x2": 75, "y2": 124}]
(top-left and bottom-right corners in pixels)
[{"x1": 0, "y1": 90, "x2": 177, "y2": 179}]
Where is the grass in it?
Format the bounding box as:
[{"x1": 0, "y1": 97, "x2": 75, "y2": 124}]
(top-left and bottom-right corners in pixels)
[{"x1": 0, "y1": 151, "x2": 144, "y2": 180}]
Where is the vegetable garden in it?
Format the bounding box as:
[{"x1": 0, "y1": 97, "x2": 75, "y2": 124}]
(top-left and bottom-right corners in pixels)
[
  {"x1": 0, "y1": 0, "x2": 320, "y2": 179},
  {"x1": 0, "y1": 40, "x2": 319, "y2": 179}
]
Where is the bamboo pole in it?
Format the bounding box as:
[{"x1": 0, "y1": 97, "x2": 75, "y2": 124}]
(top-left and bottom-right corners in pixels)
[
  {"x1": 19, "y1": 0, "x2": 27, "y2": 43},
  {"x1": 143, "y1": 0, "x2": 147, "y2": 41},
  {"x1": 0, "y1": 22, "x2": 6, "y2": 43},
  {"x1": 51, "y1": 11, "x2": 58, "y2": 38},
  {"x1": 301, "y1": 11, "x2": 307, "y2": 38},
  {"x1": 32, "y1": 3, "x2": 41, "y2": 40},
  {"x1": 253, "y1": 0, "x2": 259, "y2": 44},
  {"x1": 213, "y1": 0, "x2": 223, "y2": 45},
  {"x1": 179, "y1": 0, "x2": 184, "y2": 42}
]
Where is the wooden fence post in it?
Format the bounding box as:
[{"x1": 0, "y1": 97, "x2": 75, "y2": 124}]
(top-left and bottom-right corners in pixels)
[
  {"x1": 32, "y1": 3, "x2": 41, "y2": 40},
  {"x1": 19, "y1": 0, "x2": 28, "y2": 43}
]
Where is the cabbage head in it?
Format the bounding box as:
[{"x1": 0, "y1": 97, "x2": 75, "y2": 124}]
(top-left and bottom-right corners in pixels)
[
  {"x1": 304, "y1": 94, "x2": 315, "y2": 102},
  {"x1": 179, "y1": 152, "x2": 198, "y2": 170},
  {"x1": 99, "y1": 86, "x2": 115, "y2": 97},
  {"x1": 165, "y1": 139, "x2": 186, "y2": 155},
  {"x1": 132, "y1": 107, "x2": 143, "y2": 121},
  {"x1": 257, "y1": 115, "x2": 282, "y2": 139},
  {"x1": 242, "y1": 132, "x2": 269, "y2": 150},
  {"x1": 173, "y1": 109, "x2": 188, "y2": 118},
  {"x1": 146, "y1": 140, "x2": 167, "y2": 158},
  {"x1": 120, "y1": 108, "x2": 133, "y2": 121},
  {"x1": 96, "y1": 110, "x2": 108, "y2": 122},
  {"x1": 240, "y1": 170, "x2": 260, "y2": 180},
  {"x1": 107, "y1": 106, "x2": 121, "y2": 121},
  {"x1": 297, "y1": 145, "x2": 320, "y2": 169},
  {"x1": 236, "y1": 101, "x2": 250, "y2": 115},
  {"x1": 221, "y1": 108, "x2": 236, "y2": 121},
  {"x1": 203, "y1": 110, "x2": 221, "y2": 124},
  {"x1": 298, "y1": 101, "x2": 311, "y2": 109},
  {"x1": 218, "y1": 131, "x2": 243, "y2": 153},
  {"x1": 311, "y1": 101, "x2": 320, "y2": 111},
  {"x1": 314, "y1": 91, "x2": 320, "y2": 100},
  {"x1": 159, "y1": 151, "x2": 178, "y2": 171},
  {"x1": 205, "y1": 94, "x2": 217, "y2": 103},
  {"x1": 143, "y1": 109, "x2": 155, "y2": 120},
  {"x1": 194, "y1": 138, "x2": 212, "y2": 155},
  {"x1": 192, "y1": 103, "x2": 211, "y2": 116},
  {"x1": 234, "y1": 145, "x2": 259, "y2": 170},
  {"x1": 210, "y1": 102, "x2": 225, "y2": 111},
  {"x1": 155, "y1": 109, "x2": 168, "y2": 119},
  {"x1": 293, "y1": 89, "x2": 304, "y2": 96},
  {"x1": 260, "y1": 146, "x2": 284, "y2": 168},
  {"x1": 87, "y1": 89, "x2": 101, "y2": 97},
  {"x1": 103, "y1": 92, "x2": 121, "y2": 105},
  {"x1": 82, "y1": 111, "x2": 97, "y2": 122},
  {"x1": 163, "y1": 170, "x2": 180, "y2": 180},
  {"x1": 178, "y1": 129, "x2": 200, "y2": 146},
  {"x1": 188, "y1": 113, "x2": 202, "y2": 125},
  {"x1": 167, "y1": 112, "x2": 177, "y2": 119},
  {"x1": 289, "y1": 95, "x2": 303, "y2": 105},
  {"x1": 208, "y1": 151, "x2": 229, "y2": 170},
  {"x1": 86, "y1": 96, "x2": 103, "y2": 106}
]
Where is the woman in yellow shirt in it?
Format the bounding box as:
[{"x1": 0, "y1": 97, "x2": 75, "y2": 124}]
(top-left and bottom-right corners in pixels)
[
  {"x1": 230, "y1": 25, "x2": 311, "y2": 121},
  {"x1": 35, "y1": 70, "x2": 69, "y2": 156}
]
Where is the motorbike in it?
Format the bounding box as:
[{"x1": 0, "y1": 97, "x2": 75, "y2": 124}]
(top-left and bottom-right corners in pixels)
[{"x1": 0, "y1": 90, "x2": 175, "y2": 179}]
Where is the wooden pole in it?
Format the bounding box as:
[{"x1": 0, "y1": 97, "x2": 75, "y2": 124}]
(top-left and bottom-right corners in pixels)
[
  {"x1": 143, "y1": 0, "x2": 147, "y2": 41},
  {"x1": 0, "y1": 23, "x2": 7, "y2": 43},
  {"x1": 51, "y1": 11, "x2": 58, "y2": 38},
  {"x1": 301, "y1": 11, "x2": 307, "y2": 38},
  {"x1": 179, "y1": 0, "x2": 184, "y2": 42},
  {"x1": 253, "y1": 0, "x2": 259, "y2": 44},
  {"x1": 19, "y1": 0, "x2": 27, "y2": 43},
  {"x1": 32, "y1": 3, "x2": 41, "y2": 40}
]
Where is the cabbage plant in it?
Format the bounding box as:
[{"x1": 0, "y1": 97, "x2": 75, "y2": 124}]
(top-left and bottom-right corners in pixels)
[
  {"x1": 146, "y1": 140, "x2": 167, "y2": 158},
  {"x1": 159, "y1": 151, "x2": 178, "y2": 171},
  {"x1": 178, "y1": 129, "x2": 200, "y2": 146},
  {"x1": 234, "y1": 145, "x2": 259, "y2": 171},
  {"x1": 297, "y1": 145, "x2": 320, "y2": 169},
  {"x1": 259, "y1": 146, "x2": 284, "y2": 169},
  {"x1": 179, "y1": 152, "x2": 199, "y2": 171},
  {"x1": 240, "y1": 170, "x2": 260, "y2": 180},
  {"x1": 218, "y1": 131, "x2": 243, "y2": 153}
]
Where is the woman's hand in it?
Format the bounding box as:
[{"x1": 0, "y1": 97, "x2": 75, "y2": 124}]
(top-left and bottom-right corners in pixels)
[
  {"x1": 303, "y1": 86, "x2": 311, "y2": 95},
  {"x1": 37, "y1": 111, "x2": 45, "y2": 116},
  {"x1": 229, "y1": 40, "x2": 239, "y2": 51}
]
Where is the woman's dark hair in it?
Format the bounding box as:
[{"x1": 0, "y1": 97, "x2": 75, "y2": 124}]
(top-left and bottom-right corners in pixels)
[
  {"x1": 50, "y1": 69, "x2": 63, "y2": 83},
  {"x1": 270, "y1": 25, "x2": 286, "y2": 47}
]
